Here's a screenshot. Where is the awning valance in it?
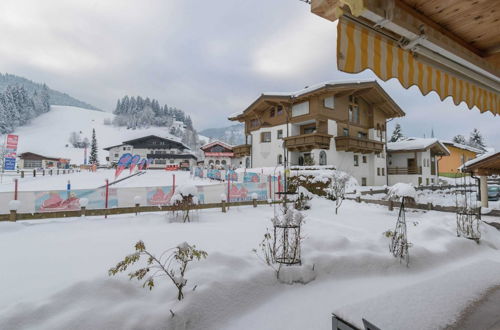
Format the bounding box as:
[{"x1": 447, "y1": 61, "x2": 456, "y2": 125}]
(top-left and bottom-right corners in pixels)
[{"x1": 337, "y1": 17, "x2": 499, "y2": 115}]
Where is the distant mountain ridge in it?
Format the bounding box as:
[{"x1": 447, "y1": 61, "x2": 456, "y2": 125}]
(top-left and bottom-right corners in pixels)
[
  {"x1": 0, "y1": 73, "x2": 100, "y2": 110},
  {"x1": 199, "y1": 123, "x2": 244, "y2": 145}
]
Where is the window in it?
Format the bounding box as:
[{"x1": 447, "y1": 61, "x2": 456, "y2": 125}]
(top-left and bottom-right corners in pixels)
[
  {"x1": 123, "y1": 147, "x2": 126, "y2": 151},
  {"x1": 221, "y1": 160, "x2": 227, "y2": 165},
  {"x1": 418, "y1": 177, "x2": 423, "y2": 185},
  {"x1": 208, "y1": 160, "x2": 214, "y2": 164},
  {"x1": 362, "y1": 156, "x2": 367, "y2": 163},
  {"x1": 114, "y1": 154, "x2": 119, "y2": 158},
  {"x1": 261, "y1": 132, "x2": 271, "y2": 143},
  {"x1": 245, "y1": 157, "x2": 251, "y2": 168},
  {"x1": 319, "y1": 151, "x2": 327, "y2": 165},
  {"x1": 270, "y1": 109, "x2": 275, "y2": 117},
  {"x1": 361, "y1": 177, "x2": 367, "y2": 186},
  {"x1": 216, "y1": 160, "x2": 220, "y2": 165},
  {"x1": 357, "y1": 132, "x2": 367, "y2": 139},
  {"x1": 426, "y1": 178, "x2": 429, "y2": 185},
  {"x1": 291, "y1": 101, "x2": 309, "y2": 117},
  {"x1": 277, "y1": 129, "x2": 283, "y2": 139},
  {"x1": 324, "y1": 96, "x2": 334, "y2": 109},
  {"x1": 431, "y1": 178, "x2": 434, "y2": 184},
  {"x1": 348, "y1": 95, "x2": 360, "y2": 123},
  {"x1": 354, "y1": 155, "x2": 359, "y2": 166},
  {"x1": 303, "y1": 126, "x2": 316, "y2": 134},
  {"x1": 169, "y1": 159, "x2": 174, "y2": 164},
  {"x1": 277, "y1": 154, "x2": 283, "y2": 165},
  {"x1": 377, "y1": 168, "x2": 380, "y2": 176},
  {"x1": 382, "y1": 168, "x2": 385, "y2": 176},
  {"x1": 277, "y1": 106, "x2": 283, "y2": 116},
  {"x1": 24, "y1": 159, "x2": 42, "y2": 168},
  {"x1": 343, "y1": 128, "x2": 349, "y2": 136}
]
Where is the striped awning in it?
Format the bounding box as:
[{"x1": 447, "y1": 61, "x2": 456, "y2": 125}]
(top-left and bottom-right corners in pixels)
[{"x1": 337, "y1": 17, "x2": 500, "y2": 115}]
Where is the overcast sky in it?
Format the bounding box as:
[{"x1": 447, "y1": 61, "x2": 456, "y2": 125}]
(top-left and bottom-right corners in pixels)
[{"x1": 0, "y1": 0, "x2": 498, "y2": 149}]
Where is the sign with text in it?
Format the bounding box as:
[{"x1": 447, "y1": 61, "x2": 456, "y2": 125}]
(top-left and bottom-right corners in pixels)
[{"x1": 4, "y1": 134, "x2": 19, "y2": 170}]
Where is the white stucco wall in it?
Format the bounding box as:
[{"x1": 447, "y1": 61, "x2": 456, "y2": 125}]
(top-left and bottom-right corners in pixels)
[{"x1": 250, "y1": 124, "x2": 287, "y2": 167}]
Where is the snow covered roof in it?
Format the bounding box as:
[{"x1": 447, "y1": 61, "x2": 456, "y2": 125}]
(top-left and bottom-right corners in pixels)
[
  {"x1": 262, "y1": 79, "x2": 375, "y2": 98},
  {"x1": 200, "y1": 140, "x2": 233, "y2": 151},
  {"x1": 387, "y1": 138, "x2": 450, "y2": 155},
  {"x1": 441, "y1": 141, "x2": 483, "y2": 154},
  {"x1": 461, "y1": 152, "x2": 500, "y2": 174}
]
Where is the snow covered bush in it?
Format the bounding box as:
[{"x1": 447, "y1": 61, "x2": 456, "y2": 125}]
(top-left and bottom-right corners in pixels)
[
  {"x1": 288, "y1": 175, "x2": 331, "y2": 197},
  {"x1": 254, "y1": 203, "x2": 304, "y2": 280},
  {"x1": 386, "y1": 183, "x2": 416, "y2": 202},
  {"x1": 326, "y1": 171, "x2": 350, "y2": 214},
  {"x1": 170, "y1": 185, "x2": 198, "y2": 222},
  {"x1": 293, "y1": 186, "x2": 312, "y2": 210},
  {"x1": 109, "y1": 241, "x2": 207, "y2": 301}
]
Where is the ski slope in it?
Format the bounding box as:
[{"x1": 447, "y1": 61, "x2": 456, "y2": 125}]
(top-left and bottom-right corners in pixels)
[{"x1": 13, "y1": 106, "x2": 180, "y2": 165}]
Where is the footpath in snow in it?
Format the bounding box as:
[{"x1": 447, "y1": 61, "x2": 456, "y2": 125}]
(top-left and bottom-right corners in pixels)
[{"x1": 0, "y1": 197, "x2": 499, "y2": 330}]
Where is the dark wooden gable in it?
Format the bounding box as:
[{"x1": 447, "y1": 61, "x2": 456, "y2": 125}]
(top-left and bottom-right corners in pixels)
[{"x1": 123, "y1": 135, "x2": 187, "y2": 150}]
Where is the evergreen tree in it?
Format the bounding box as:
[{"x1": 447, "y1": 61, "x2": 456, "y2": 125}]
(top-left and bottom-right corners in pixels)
[
  {"x1": 452, "y1": 134, "x2": 467, "y2": 145},
  {"x1": 89, "y1": 128, "x2": 99, "y2": 165},
  {"x1": 390, "y1": 123, "x2": 404, "y2": 142},
  {"x1": 469, "y1": 128, "x2": 486, "y2": 151}
]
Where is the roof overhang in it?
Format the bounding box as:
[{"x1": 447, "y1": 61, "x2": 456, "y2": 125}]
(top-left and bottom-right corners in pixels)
[
  {"x1": 310, "y1": 0, "x2": 499, "y2": 115},
  {"x1": 462, "y1": 152, "x2": 500, "y2": 175}
]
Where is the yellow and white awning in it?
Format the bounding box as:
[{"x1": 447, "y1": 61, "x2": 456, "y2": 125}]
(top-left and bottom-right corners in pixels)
[{"x1": 337, "y1": 17, "x2": 499, "y2": 115}]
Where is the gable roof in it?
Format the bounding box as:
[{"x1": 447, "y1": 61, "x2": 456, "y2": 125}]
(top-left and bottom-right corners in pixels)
[
  {"x1": 200, "y1": 140, "x2": 233, "y2": 151},
  {"x1": 113, "y1": 135, "x2": 189, "y2": 150},
  {"x1": 229, "y1": 80, "x2": 405, "y2": 121},
  {"x1": 387, "y1": 138, "x2": 450, "y2": 155},
  {"x1": 19, "y1": 152, "x2": 70, "y2": 162},
  {"x1": 441, "y1": 141, "x2": 484, "y2": 154},
  {"x1": 461, "y1": 152, "x2": 500, "y2": 175}
]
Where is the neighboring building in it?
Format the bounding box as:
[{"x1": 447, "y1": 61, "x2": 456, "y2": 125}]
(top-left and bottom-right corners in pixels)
[
  {"x1": 461, "y1": 152, "x2": 500, "y2": 208},
  {"x1": 229, "y1": 80, "x2": 405, "y2": 186},
  {"x1": 438, "y1": 141, "x2": 483, "y2": 176},
  {"x1": 103, "y1": 135, "x2": 197, "y2": 169},
  {"x1": 18, "y1": 152, "x2": 70, "y2": 169},
  {"x1": 387, "y1": 138, "x2": 450, "y2": 186},
  {"x1": 200, "y1": 140, "x2": 240, "y2": 168}
]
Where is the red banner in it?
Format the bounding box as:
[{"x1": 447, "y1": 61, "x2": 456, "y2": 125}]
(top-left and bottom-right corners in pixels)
[{"x1": 6, "y1": 134, "x2": 18, "y2": 149}]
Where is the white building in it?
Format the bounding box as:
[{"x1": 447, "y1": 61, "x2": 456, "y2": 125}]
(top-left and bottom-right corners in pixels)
[
  {"x1": 229, "y1": 81, "x2": 405, "y2": 186},
  {"x1": 200, "y1": 140, "x2": 241, "y2": 169},
  {"x1": 104, "y1": 135, "x2": 197, "y2": 169},
  {"x1": 387, "y1": 138, "x2": 450, "y2": 186}
]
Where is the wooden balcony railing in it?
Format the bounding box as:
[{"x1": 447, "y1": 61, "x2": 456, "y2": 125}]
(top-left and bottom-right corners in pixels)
[
  {"x1": 387, "y1": 167, "x2": 422, "y2": 175},
  {"x1": 233, "y1": 144, "x2": 251, "y2": 157},
  {"x1": 334, "y1": 136, "x2": 384, "y2": 154},
  {"x1": 284, "y1": 133, "x2": 332, "y2": 152}
]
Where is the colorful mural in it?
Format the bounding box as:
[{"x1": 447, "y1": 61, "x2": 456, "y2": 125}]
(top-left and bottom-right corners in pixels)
[
  {"x1": 146, "y1": 186, "x2": 174, "y2": 206},
  {"x1": 35, "y1": 188, "x2": 118, "y2": 212},
  {"x1": 243, "y1": 172, "x2": 260, "y2": 183},
  {"x1": 226, "y1": 170, "x2": 238, "y2": 181},
  {"x1": 228, "y1": 182, "x2": 267, "y2": 202}
]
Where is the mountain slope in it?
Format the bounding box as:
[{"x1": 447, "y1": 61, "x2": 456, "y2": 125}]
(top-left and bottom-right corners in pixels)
[
  {"x1": 14, "y1": 106, "x2": 180, "y2": 165},
  {"x1": 0, "y1": 73, "x2": 99, "y2": 110},
  {"x1": 199, "y1": 123, "x2": 244, "y2": 145}
]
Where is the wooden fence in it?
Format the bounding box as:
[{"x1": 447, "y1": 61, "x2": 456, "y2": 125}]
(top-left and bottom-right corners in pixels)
[{"x1": 0, "y1": 199, "x2": 280, "y2": 222}]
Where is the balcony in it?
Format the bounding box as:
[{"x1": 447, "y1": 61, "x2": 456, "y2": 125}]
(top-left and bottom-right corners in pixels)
[
  {"x1": 387, "y1": 167, "x2": 422, "y2": 175},
  {"x1": 284, "y1": 133, "x2": 332, "y2": 152},
  {"x1": 233, "y1": 144, "x2": 251, "y2": 157},
  {"x1": 334, "y1": 136, "x2": 384, "y2": 153}
]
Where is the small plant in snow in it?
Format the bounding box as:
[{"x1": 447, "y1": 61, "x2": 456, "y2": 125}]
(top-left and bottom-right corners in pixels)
[
  {"x1": 170, "y1": 184, "x2": 198, "y2": 222},
  {"x1": 109, "y1": 241, "x2": 207, "y2": 301},
  {"x1": 293, "y1": 187, "x2": 312, "y2": 210},
  {"x1": 254, "y1": 203, "x2": 304, "y2": 280},
  {"x1": 326, "y1": 171, "x2": 350, "y2": 214}
]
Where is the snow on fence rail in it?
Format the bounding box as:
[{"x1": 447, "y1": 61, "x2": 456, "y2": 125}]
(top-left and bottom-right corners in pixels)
[{"x1": 0, "y1": 171, "x2": 283, "y2": 214}]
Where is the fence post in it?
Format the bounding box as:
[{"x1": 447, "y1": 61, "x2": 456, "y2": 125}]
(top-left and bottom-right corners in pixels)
[
  {"x1": 21, "y1": 171, "x2": 24, "y2": 178},
  {"x1": 33, "y1": 169, "x2": 36, "y2": 177},
  {"x1": 389, "y1": 200, "x2": 394, "y2": 211},
  {"x1": 9, "y1": 210, "x2": 17, "y2": 222},
  {"x1": 427, "y1": 202, "x2": 433, "y2": 210},
  {"x1": 253, "y1": 197, "x2": 257, "y2": 208},
  {"x1": 221, "y1": 199, "x2": 226, "y2": 213},
  {"x1": 42, "y1": 169, "x2": 45, "y2": 176},
  {"x1": 14, "y1": 179, "x2": 18, "y2": 201},
  {"x1": 356, "y1": 196, "x2": 361, "y2": 203},
  {"x1": 80, "y1": 206, "x2": 86, "y2": 217},
  {"x1": 67, "y1": 180, "x2": 71, "y2": 199},
  {"x1": 227, "y1": 176, "x2": 231, "y2": 208},
  {"x1": 105, "y1": 179, "x2": 109, "y2": 219},
  {"x1": 57, "y1": 169, "x2": 59, "y2": 175},
  {"x1": 172, "y1": 174, "x2": 176, "y2": 195}
]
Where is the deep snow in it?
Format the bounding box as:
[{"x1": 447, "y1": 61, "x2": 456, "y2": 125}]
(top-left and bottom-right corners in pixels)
[{"x1": 0, "y1": 197, "x2": 499, "y2": 330}]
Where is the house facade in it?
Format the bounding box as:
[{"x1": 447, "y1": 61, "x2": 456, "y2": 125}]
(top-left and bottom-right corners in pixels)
[
  {"x1": 103, "y1": 135, "x2": 197, "y2": 169},
  {"x1": 387, "y1": 138, "x2": 450, "y2": 186},
  {"x1": 200, "y1": 140, "x2": 240, "y2": 168},
  {"x1": 438, "y1": 141, "x2": 482, "y2": 176},
  {"x1": 229, "y1": 81, "x2": 405, "y2": 186},
  {"x1": 18, "y1": 152, "x2": 70, "y2": 169}
]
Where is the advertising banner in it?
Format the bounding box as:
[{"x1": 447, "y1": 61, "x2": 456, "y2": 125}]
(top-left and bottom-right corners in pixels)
[
  {"x1": 115, "y1": 153, "x2": 133, "y2": 178},
  {"x1": 35, "y1": 188, "x2": 118, "y2": 212},
  {"x1": 129, "y1": 154, "x2": 141, "y2": 173},
  {"x1": 3, "y1": 134, "x2": 18, "y2": 170}
]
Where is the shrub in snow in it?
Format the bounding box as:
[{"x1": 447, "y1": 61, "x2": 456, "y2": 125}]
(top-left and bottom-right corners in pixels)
[
  {"x1": 288, "y1": 175, "x2": 331, "y2": 197},
  {"x1": 294, "y1": 186, "x2": 312, "y2": 210},
  {"x1": 170, "y1": 185, "x2": 198, "y2": 222},
  {"x1": 254, "y1": 203, "x2": 304, "y2": 280},
  {"x1": 8, "y1": 200, "x2": 21, "y2": 211},
  {"x1": 109, "y1": 241, "x2": 207, "y2": 301},
  {"x1": 325, "y1": 171, "x2": 350, "y2": 214}
]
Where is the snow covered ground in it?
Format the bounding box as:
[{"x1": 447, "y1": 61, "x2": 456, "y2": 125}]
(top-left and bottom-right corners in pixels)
[
  {"x1": 12, "y1": 105, "x2": 180, "y2": 165},
  {"x1": 1, "y1": 197, "x2": 499, "y2": 330},
  {"x1": 0, "y1": 169, "x2": 216, "y2": 192}
]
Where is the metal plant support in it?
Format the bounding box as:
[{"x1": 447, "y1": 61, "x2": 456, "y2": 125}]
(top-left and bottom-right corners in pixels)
[
  {"x1": 455, "y1": 175, "x2": 481, "y2": 242},
  {"x1": 390, "y1": 197, "x2": 411, "y2": 266},
  {"x1": 272, "y1": 203, "x2": 303, "y2": 266}
]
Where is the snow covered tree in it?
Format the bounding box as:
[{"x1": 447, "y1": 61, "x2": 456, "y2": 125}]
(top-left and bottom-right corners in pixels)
[
  {"x1": 468, "y1": 128, "x2": 486, "y2": 151},
  {"x1": 390, "y1": 123, "x2": 404, "y2": 142},
  {"x1": 89, "y1": 128, "x2": 99, "y2": 165},
  {"x1": 452, "y1": 134, "x2": 467, "y2": 145},
  {"x1": 69, "y1": 131, "x2": 81, "y2": 147}
]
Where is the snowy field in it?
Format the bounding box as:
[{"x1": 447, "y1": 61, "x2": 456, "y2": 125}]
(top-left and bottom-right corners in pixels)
[
  {"x1": 1, "y1": 198, "x2": 499, "y2": 330},
  {"x1": 0, "y1": 170, "x2": 216, "y2": 192}
]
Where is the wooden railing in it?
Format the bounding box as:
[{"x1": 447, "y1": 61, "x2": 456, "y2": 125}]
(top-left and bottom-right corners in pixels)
[
  {"x1": 387, "y1": 167, "x2": 422, "y2": 175},
  {"x1": 334, "y1": 136, "x2": 384, "y2": 153},
  {"x1": 233, "y1": 144, "x2": 251, "y2": 157},
  {"x1": 284, "y1": 132, "x2": 332, "y2": 151}
]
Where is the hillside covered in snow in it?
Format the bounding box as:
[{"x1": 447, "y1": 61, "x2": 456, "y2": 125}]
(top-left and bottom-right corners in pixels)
[{"x1": 13, "y1": 106, "x2": 182, "y2": 165}]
